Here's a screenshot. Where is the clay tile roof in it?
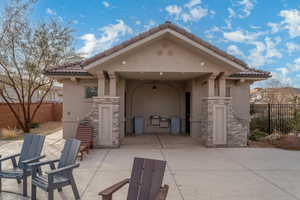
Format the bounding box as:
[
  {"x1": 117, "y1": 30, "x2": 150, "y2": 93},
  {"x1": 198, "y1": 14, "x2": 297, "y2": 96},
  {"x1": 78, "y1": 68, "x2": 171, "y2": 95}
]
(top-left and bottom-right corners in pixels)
[
  {"x1": 45, "y1": 21, "x2": 271, "y2": 79},
  {"x1": 44, "y1": 61, "x2": 92, "y2": 76}
]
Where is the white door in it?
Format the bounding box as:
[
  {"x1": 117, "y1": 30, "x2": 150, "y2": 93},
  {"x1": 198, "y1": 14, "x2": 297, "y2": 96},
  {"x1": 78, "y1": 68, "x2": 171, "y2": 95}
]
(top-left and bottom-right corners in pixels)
[
  {"x1": 213, "y1": 105, "x2": 227, "y2": 145},
  {"x1": 98, "y1": 105, "x2": 113, "y2": 146}
]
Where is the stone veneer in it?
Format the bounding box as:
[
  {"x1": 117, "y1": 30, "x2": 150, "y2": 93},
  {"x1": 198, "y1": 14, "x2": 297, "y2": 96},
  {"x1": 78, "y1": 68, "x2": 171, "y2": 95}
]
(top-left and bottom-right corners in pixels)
[
  {"x1": 83, "y1": 96, "x2": 120, "y2": 148},
  {"x1": 200, "y1": 97, "x2": 248, "y2": 147},
  {"x1": 83, "y1": 95, "x2": 247, "y2": 148}
]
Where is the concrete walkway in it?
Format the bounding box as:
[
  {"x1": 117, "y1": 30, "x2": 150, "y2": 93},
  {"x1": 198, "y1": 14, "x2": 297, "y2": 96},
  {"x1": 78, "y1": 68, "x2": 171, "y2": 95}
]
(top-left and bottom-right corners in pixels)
[{"x1": 1, "y1": 132, "x2": 300, "y2": 200}]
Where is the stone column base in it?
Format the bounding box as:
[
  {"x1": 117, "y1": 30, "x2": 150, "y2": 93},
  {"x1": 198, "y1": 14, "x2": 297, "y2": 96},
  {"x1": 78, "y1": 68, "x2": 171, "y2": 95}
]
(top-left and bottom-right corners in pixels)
[
  {"x1": 201, "y1": 97, "x2": 248, "y2": 147},
  {"x1": 82, "y1": 96, "x2": 120, "y2": 148}
]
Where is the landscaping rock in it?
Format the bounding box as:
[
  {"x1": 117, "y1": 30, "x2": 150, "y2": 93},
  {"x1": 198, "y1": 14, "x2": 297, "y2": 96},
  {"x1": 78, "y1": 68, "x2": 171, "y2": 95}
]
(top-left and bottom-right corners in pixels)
[
  {"x1": 264, "y1": 133, "x2": 281, "y2": 142},
  {"x1": 273, "y1": 135, "x2": 300, "y2": 150}
]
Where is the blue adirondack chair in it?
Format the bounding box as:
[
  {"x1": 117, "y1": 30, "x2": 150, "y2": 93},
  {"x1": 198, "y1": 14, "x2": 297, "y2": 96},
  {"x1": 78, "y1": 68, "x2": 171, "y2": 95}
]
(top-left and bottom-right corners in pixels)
[
  {"x1": 29, "y1": 138, "x2": 81, "y2": 200},
  {"x1": 0, "y1": 134, "x2": 46, "y2": 196}
]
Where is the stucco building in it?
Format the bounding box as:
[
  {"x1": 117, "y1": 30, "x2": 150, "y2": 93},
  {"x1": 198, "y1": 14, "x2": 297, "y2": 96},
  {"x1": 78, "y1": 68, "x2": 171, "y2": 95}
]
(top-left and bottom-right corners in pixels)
[{"x1": 45, "y1": 22, "x2": 270, "y2": 148}]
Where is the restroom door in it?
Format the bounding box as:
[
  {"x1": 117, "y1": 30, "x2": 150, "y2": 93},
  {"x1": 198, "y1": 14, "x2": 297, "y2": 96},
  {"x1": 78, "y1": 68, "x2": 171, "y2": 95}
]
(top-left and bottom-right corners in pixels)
[
  {"x1": 213, "y1": 105, "x2": 227, "y2": 145},
  {"x1": 185, "y1": 92, "x2": 191, "y2": 135}
]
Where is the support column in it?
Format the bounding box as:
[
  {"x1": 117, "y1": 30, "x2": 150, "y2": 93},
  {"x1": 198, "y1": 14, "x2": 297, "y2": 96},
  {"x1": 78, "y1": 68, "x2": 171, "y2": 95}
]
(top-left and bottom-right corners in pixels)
[
  {"x1": 191, "y1": 79, "x2": 201, "y2": 138},
  {"x1": 200, "y1": 97, "x2": 248, "y2": 147},
  {"x1": 97, "y1": 71, "x2": 106, "y2": 96},
  {"x1": 108, "y1": 71, "x2": 117, "y2": 96},
  {"x1": 219, "y1": 78, "x2": 226, "y2": 97},
  {"x1": 119, "y1": 78, "x2": 126, "y2": 139},
  {"x1": 207, "y1": 75, "x2": 216, "y2": 97}
]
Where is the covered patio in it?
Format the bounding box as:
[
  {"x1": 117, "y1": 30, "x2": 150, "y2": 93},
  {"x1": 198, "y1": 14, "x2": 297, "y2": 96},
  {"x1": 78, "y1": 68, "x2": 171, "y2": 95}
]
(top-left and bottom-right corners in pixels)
[{"x1": 45, "y1": 22, "x2": 270, "y2": 149}]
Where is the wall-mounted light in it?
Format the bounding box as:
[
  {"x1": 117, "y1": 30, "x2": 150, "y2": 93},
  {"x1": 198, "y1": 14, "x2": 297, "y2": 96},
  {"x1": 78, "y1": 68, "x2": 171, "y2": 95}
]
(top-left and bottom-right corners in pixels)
[
  {"x1": 122, "y1": 61, "x2": 126, "y2": 65},
  {"x1": 200, "y1": 62, "x2": 205, "y2": 66},
  {"x1": 159, "y1": 72, "x2": 163, "y2": 75}
]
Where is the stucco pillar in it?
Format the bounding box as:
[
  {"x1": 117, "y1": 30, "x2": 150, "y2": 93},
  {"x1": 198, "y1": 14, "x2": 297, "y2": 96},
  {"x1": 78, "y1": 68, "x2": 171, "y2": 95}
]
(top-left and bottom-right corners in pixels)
[
  {"x1": 97, "y1": 72, "x2": 106, "y2": 96},
  {"x1": 108, "y1": 71, "x2": 117, "y2": 96},
  {"x1": 219, "y1": 78, "x2": 226, "y2": 97},
  {"x1": 207, "y1": 75, "x2": 216, "y2": 97},
  {"x1": 191, "y1": 79, "x2": 201, "y2": 138},
  {"x1": 119, "y1": 78, "x2": 126, "y2": 139}
]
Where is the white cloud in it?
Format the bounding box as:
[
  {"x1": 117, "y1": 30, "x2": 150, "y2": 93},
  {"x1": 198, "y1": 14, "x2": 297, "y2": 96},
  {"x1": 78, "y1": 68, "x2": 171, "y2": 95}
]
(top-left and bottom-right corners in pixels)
[
  {"x1": 78, "y1": 20, "x2": 133, "y2": 57},
  {"x1": 185, "y1": 0, "x2": 202, "y2": 9},
  {"x1": 205, "y1": 26, "x2": 221, "y2": 39},
  {"x1": 165, "y1": 0, "x2": 211, "y2": 22},
  {"x1": 272, "y1": 68, "x2": 292, "y2": 85},
  {"x1": 46, "y1": 8, "x2": 56, "y2": 15},
  {"x1": 279, "y1": 9, "x2": 300, "y2": 38},
  {"x1": 264, "y1": 37, "x2": 282, "y2": 59},
  {"x1": 228, "y1": 8, "x2": 236, "y2": 18},
  {"x1": 248, "y1": 37, "x2": 282, "y2": 67},
  {"x1": 267, "y1": 22, "x2": 280, "y2": 34},
  {"x1": 102, "y1": 1, "x2": 110, "y2": 8},
  {"x1": 135, "y1": 20, "x2": 141, "y2": 25},
  {"x1": 286, "y1": 42, "x2": 300, "y2": 54},
  {"x1": 238, "y1": 0, "x2": 255, "y2": 18},
  {"x1": 223, "y1": 30, "x2": 258, "y2": 43},
  {"x1": 72, "y1": 20, "x2": 79, "y2": 25},
  {"x1": 223, "y1": 28, "x2": 281, "y2": 68},
  {"x1": 189, "y1": 7, "x2": 208, "y2": 21},
  {"x1": 228, "y1": 0, "x2": 255, "y2": 19},
  {"x1": 165, "y1": 5, "x2": 182, "y2": 17},
  {"x1": 276, "y1": 67, "x2": 289, "y2": 76},
  {"x1": 287, "y1": 57, "x2": 300, "y2": 71},
  {"x1": 143, "y1": 20, "x2": 156, "y2": 30},
  {"x1": 227, "y1": 45, "x2": 245, "y2": 57}
]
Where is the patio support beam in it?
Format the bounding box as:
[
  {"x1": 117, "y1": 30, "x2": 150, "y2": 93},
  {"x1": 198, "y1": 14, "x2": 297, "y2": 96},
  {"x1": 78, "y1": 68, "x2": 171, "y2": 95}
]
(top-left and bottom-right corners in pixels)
[
  {"x1": 108, "y1": 71, "x2": 117, "y2": 96},
  {"x1": 97, "y1": 71, "x2": 106, "y2": 96},
  {"x1": 208, "y1": 74, "x2": 217, "y2": 97},
  {"x1": 216, "y1": 72, "x2": 226, "y2": 97},
  {"x1": 219, "y1": 78, "x2": 226, "y2": 97}
]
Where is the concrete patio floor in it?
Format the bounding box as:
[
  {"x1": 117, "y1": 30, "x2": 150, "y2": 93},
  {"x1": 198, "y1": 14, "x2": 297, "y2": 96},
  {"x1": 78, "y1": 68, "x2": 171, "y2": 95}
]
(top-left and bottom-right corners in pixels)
[{"x1": 1, "y1": 132, "x2": 300, "y2": 200}]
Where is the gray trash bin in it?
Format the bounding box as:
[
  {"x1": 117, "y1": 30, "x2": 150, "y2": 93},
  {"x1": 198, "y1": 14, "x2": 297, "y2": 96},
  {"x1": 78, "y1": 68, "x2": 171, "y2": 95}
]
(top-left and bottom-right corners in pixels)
[
  {"x1": 134, "y1": 116, "x2": 144, "y2": 135},
  {"x1": 171, "y1": 117, "x2": 181, "y2": 135}
]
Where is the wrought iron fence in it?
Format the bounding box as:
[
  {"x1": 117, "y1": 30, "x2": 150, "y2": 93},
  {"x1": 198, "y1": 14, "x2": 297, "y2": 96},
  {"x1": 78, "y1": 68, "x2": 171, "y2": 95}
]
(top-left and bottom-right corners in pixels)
[{"x1": 250, "y1": 104, "x2": 300, "y2": 134}]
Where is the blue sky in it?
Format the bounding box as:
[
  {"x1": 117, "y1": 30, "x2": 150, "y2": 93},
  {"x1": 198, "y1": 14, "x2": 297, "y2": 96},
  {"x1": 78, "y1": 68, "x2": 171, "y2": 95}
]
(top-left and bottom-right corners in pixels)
[{"x1": 1, "y1": 0, "x2": 300, "y2": 87}]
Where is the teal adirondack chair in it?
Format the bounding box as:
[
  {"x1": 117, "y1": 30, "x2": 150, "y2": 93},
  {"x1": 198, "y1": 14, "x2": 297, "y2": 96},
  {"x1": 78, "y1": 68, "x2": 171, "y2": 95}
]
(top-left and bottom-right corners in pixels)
[
  {"x1": 29, "y1": 138, "x2": 81, "y2": 200},
  {"x1": 0, "y1": 134, "x2": 46, "y2": 196}
]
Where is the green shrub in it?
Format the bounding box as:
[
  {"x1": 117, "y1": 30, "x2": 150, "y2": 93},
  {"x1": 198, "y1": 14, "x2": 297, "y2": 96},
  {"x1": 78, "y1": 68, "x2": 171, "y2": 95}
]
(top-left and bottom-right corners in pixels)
[
  {"x1": 293, "y1": 111, "x2": 300, "y2": 132},
  {"x1": 251, "y1": 117, "x2": 296, "y2": 135},
  {"x1": 250, "y1": 117, "x2": 270, "y2": 133},
  {"x1": 249, "y1": 130, "x2": 269, "y2": 141}
]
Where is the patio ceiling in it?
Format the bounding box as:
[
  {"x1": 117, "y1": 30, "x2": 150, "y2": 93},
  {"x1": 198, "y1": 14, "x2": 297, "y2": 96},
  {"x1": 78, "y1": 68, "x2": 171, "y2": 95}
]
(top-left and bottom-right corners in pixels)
[{"x1": 117, "y1": 71, "x2": 207, "y2": 81}]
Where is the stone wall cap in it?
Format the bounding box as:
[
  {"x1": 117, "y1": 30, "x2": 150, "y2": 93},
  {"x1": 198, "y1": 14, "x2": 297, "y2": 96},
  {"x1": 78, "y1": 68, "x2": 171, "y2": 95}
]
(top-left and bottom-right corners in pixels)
[
  {"x1": 202, "y1": 97, "x2": 232, "y2": 100},
  {"x1": 93, "y1": 96, "x2": 121, "y2": 99}
]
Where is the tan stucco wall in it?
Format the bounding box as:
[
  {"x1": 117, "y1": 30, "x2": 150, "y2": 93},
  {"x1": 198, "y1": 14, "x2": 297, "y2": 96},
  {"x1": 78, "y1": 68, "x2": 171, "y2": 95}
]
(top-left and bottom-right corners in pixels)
[
  {"x1": 229, "y1": 80, "x2": 251, "y2": 120},
  {"x1": 125, "y1": 80, "x2": 186, "y2": 134},
  {"x1": 62, "y1": 79, "x2": 97, "y2": 138},
  {"x1": 190, "y1": 78, "x2": 208, "y2": 137},
  {"x1": 90, "y1": 37, "x2": 238, "y2": 75}
]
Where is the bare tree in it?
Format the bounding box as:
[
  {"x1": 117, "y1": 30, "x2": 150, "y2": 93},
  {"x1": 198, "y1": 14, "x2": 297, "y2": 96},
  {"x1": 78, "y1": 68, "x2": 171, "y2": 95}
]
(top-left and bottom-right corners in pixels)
[
  {"x1": 0, "y1": 0, "x2": 79, "y2": 132},
  {"x1": 259, "y1": 79, "x2": 296, "y2": 104}
]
